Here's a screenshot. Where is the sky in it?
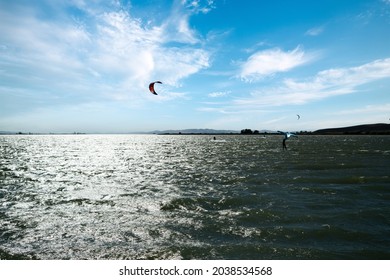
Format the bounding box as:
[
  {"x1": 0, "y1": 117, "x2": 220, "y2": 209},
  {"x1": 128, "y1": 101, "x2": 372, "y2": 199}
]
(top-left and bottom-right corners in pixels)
[{"x1": 1, "y1": 0, "x2": 390, "y2": 133}]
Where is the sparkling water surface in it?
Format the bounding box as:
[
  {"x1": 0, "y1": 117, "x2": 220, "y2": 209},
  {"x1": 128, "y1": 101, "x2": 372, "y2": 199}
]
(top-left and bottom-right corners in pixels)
[{"x1": 1, "y1": 134, "x2": 389, "y2": 259}]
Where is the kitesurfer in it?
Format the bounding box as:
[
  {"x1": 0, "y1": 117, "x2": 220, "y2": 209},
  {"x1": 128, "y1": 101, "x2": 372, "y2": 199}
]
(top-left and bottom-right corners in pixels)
[
  {"x1": 283, "y1": 138, "x2": 287, "y2": 150},
  {"x1": 278, "y1": 131, "x2": 297, "y2": 151}
]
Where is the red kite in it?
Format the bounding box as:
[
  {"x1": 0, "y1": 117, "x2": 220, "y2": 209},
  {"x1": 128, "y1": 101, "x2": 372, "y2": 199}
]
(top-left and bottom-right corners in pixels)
[{"x1": 149, "y1": 81, "x2": 162, "y2": 95}]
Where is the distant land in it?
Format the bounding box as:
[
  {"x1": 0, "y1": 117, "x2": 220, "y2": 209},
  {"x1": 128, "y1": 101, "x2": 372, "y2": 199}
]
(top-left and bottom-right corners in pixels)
[
  {"x1": 313, "y1": 123, "x2": 390, "y2": 135},
  {"x1": 0, "y1": 129, "x2": 240, "y2": 135},
  {"x1": 153, "y1": 124, "x2": 390, "y2": 135},
  {"x1": 1, "y1": 123, "x2": 390, "y2": 135},
  {"x1": 151, "y1": 128, "x2": 239, "y2": 135}
]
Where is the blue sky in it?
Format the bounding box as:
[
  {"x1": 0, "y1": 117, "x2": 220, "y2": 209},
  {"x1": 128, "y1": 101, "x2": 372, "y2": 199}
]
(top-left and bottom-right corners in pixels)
[{"x1": 1, "y1": 0, "x2": 389, "y2": 133}]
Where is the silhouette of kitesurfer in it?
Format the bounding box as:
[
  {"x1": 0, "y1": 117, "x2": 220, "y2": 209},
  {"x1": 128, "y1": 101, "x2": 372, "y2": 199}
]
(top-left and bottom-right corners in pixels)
[{"x1": 278, "y1": 131, "x2": 297, "y2": 151}]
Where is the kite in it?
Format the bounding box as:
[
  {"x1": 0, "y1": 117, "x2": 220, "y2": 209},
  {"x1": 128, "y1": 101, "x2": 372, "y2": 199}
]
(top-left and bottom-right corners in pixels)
[
  {"x1": 149, "y1": 81, "x2": 162, "y2": 95},
  {"x1": 297, "y1": 114, "x2": 300, "y2": 120}
]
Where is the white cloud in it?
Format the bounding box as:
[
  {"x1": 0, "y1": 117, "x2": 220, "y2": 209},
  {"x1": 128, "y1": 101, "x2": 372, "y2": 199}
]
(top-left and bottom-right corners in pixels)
[
  {"x1": 0, "y1": 1, "x2": 211, "y2": 107},
  {"x1": 332, "y1": 103, "x2": 390, "y2": 115},
  {"x1": 225, "y1": 58, "x2": 390, "y2": 109},
  {"x1": 236, "y1": 58, "x2": 390, "y2": 106},
  {"x1": 288, "y1": 57, "x2": 390, "y2": 97},
  {"x1": 305, "y1": 26, "x2": 324, "y2": 36},
  {"x1": 239, "y1": 46, "x2": 314, "y2": 82},
  {"x1": 185, "y1": 0, "x2": 215, "y2": 14},
  {"x1": 208, "y1": 90, "x2": 231, "y2": 98},
  {"x1": 161, "y1": 0, "x2": 215, "y2": 44}
]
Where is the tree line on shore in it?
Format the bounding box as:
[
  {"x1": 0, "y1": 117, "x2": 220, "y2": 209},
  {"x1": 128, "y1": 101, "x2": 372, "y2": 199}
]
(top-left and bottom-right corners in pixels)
[{"x1": 241, "y1": 123, "x2": 390, "y2": 135}]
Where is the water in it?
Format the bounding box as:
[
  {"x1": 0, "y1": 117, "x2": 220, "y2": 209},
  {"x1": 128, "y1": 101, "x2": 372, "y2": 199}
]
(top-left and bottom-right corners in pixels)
[{"x1": 1, "y1": 134, "x2": 389, "y2": 260}]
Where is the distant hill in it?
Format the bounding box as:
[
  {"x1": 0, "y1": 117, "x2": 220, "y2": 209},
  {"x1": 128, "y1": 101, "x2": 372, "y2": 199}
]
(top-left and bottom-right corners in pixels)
[
  {"x1": 314, "y1": 123, "x2": 390, "y2": 135},
  {"x1": 151, "y1": 128, "x2": 239, "y2": 135},
  {"x1": 0, "y1": 131, "x2": 24, "y2": 135}
]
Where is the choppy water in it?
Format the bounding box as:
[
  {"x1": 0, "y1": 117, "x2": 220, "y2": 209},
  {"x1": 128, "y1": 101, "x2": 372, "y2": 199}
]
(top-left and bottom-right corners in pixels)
[{"x1": 0, "y1": 134, "x2": 389, "y2": 260}]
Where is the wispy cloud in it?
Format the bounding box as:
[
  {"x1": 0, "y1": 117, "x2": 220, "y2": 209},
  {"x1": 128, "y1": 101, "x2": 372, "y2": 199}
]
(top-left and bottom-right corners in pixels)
[
  {"x1": 238, "y1": 46, "x2": 315, "y2": 82},
  {"x1": 199, "y1": 58, "x2": 390, "y2": 129},
  {"x1": 238, "y1": 58, "x2": 390, "y2": 107},
  {"x1": 332, "y1": 103, "x2": 390, "y2": 115},
  {"x1": 0, "y1": 0, "x2": 211, "y2": 107},
  {"x1": 185, "y1": 0, "x2": 216, "y2": 14},
  {"x1": 161, "y1": 0, "x2": 215, "y2": 44},
  {"x1": 305, "y1": 26, "x2": 324, "y2": 36},
  {"x1": 246, "y1": 58, "x2": 390, "y2": 108},
  {"x1": 195, "y1": 58, "x2": 390, "y2": 131},
  {"x1": 218, "y1": 58, "x2": 390, "y2": 110},
  {"x1": 208, "y1": 90, "x2": 231, "y2": 98}
]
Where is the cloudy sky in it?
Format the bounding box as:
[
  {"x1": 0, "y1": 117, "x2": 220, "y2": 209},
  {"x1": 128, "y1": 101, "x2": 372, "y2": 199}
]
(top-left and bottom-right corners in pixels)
[{"x1": 1, "y1": 0, "x2": 389, "y2": 133}]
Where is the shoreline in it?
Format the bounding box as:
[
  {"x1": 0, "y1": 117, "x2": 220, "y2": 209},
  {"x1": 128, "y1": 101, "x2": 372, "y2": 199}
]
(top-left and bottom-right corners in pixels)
[{"x1": 1, "y1": 123, "x2": 390, "y2": 136}]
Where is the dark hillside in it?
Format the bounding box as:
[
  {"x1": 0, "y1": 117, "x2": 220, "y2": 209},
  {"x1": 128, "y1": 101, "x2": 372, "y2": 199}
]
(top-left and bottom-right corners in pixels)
[{"x1": 314, "y1": 123, "x2": 390, "y2": 135}]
